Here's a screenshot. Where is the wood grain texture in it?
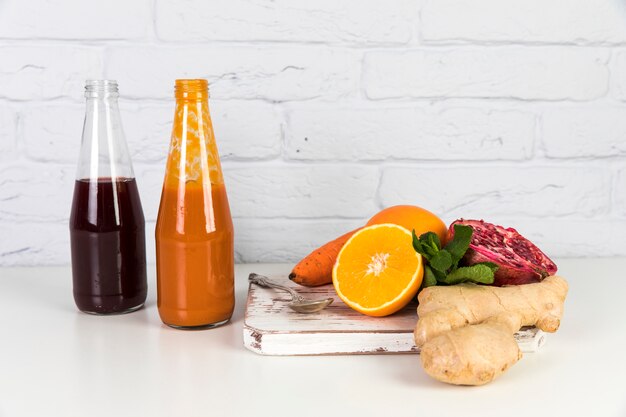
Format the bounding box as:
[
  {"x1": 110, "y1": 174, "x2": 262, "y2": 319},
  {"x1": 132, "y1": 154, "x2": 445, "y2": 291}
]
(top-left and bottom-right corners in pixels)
[{"x1": 243, "y1": 275, "x2": 546, "y2": 356}]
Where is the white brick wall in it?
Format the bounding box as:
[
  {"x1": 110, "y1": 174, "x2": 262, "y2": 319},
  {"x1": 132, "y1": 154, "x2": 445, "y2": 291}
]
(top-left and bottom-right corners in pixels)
[
  {"x1": 284, "y1": 104, "x2": 535, "y2": 161},
  {"x1": 104, "y1": 46, "x2": 360, "y2": 100},
  {"x1": 1, "y1": 0, "x2": 626, "y2": 266},
  {"x1": 0, "y1": 46, "x2": 101, "y2": 100},
  {"x1": 0, "y1": 0, "x2": 153, "y2": 40},
  {"x1": 0, "y1": 104, "x2": 17, "y2": 161},
  {"x1": 0, "y1": 163, "x2": 74, "y2": 222},
  {"x1": 421, "y1": 0, "x2": 626, "y2": 44},
  {"x1": 542, "y1": 107, "x2": 626, "y2": 158},
  {"x1": 615, "y1": 169, "x2": 626, "y2": 216},
  {"x1": 225, "y1": 165, "x2": 380, "y2": 218},
  {"x1": 363, "y1": 47, "x2": 610, "y2": 100},
  {"x1": 155, "y1": 0, "x2": 416, "y2": 43},
  {"x1": 379, "y1": 166, "x2": 610, "y2": 218}
]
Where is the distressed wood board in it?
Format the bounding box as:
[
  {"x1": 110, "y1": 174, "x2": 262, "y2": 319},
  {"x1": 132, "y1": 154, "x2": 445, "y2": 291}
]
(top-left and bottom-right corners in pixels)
[{"x1": 243, "y1": 275, "x2": 546, "y2": 356}]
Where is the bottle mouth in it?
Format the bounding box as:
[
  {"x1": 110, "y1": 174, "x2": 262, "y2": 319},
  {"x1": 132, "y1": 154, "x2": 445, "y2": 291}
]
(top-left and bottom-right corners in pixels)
[
  {"x1": 85, "y1": 80, "x2": 119, "y2": 98},
  {"x1": 175, "y1": 79, "x2": 209, "y2": 100}
]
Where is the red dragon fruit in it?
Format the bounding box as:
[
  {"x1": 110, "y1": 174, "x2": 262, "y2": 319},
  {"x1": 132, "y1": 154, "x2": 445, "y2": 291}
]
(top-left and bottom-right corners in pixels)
[{"x1": 448, "y1": 219, "x2": 557, "y2": 286}]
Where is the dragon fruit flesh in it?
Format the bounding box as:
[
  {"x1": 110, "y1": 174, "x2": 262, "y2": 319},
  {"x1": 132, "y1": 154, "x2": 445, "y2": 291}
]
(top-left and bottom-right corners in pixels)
[{"x1": 448, "y1": 219, "x2": 558, "y2": 286}]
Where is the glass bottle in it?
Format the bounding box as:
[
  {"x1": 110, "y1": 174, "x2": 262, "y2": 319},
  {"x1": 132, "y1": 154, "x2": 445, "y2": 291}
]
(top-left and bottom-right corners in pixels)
[
  {"x1": 69, "y1": 80, "x2": 147, "y2": 314},
  {"x1": 155, "y1": 79, "x2": 234, "y2": 329}
]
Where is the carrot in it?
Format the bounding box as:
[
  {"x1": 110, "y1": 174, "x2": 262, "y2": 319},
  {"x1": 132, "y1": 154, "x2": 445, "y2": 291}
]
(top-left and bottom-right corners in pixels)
[{"x1": 289, "y1": 228, "x2": 361, "y2": 287}]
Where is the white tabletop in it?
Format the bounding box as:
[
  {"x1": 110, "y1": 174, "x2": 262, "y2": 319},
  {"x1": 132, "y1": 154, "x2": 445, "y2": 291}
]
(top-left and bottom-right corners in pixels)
[{"x1": 1, "y1": 259, "x2": 625, "y2": 417}]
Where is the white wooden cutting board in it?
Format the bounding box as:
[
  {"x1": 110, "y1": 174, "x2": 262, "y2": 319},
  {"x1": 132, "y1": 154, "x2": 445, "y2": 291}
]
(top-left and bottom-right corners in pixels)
[{"x1": 243, "y1": 275, "x2": 546, "y2": 356}]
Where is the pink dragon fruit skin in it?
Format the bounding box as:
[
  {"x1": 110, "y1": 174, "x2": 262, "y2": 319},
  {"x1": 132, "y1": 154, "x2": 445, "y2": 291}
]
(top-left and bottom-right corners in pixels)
[{"x1": 449, "y1": 219, "x2": 558, "y2": 287}]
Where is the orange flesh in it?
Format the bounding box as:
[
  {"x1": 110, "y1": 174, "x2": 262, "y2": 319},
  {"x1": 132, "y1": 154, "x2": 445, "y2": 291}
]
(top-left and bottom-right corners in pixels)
[{"x1": 333, "y1": 224, "x2": 423, "y2": 317}]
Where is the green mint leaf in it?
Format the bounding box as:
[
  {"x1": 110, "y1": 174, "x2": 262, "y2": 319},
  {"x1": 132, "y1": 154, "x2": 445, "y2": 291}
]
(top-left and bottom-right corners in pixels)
[
  {"x1": 413, "y1": 225, "x2": 498, "y2": 289},
  {"x1": 429, "y1": 249, "x2": 453, "y2": 273},
  {"x1": 477, "y1": 262, "x2": 499, "y2": 271},
  {"x1": 412, "y1": 229, "x2": 422, "y2": 251},
  {"x1": 432, "y1": 267, "x2": 447, "y2": 283},
  {"x1": 418, "y1": 232, "x2": 441, "y2": 258},
  {"x1": 444, "y1": 224, "x2": 473, "y2": 267},
  {"x1": 412, "y1": 230, "x2": 431, "y2": 261},
  {"x1": 422, "y1": 265, "x2": 438, "y2": 287},
  {"x1": 439, "y1": 264, "x2": 496, "y2": 285},
  {"x1": 420, "y1": 232, "x2": 441, "y2": 251}
]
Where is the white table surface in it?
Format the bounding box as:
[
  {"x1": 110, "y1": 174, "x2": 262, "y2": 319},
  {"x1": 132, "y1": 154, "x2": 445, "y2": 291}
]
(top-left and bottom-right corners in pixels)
[{"x1": 1, "y1": 259, "x2": 625, "y2": 417}]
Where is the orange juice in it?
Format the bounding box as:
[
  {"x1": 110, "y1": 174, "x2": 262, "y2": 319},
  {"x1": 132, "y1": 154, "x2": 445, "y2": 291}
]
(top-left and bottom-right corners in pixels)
[{"x1": 155, "y1": 79, "x2": 234, "y2": 329}]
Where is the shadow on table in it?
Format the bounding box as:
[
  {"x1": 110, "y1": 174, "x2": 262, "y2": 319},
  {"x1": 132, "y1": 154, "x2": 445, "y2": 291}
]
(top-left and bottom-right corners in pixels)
[{"x1": 104, "y1": 285, "x2": 250, "y2": 353}]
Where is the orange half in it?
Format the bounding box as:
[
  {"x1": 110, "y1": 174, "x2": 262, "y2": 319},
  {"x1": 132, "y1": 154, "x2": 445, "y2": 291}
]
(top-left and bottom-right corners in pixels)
[{"x1": 332, "y1": 224, "x2": 423, "y2": 317}]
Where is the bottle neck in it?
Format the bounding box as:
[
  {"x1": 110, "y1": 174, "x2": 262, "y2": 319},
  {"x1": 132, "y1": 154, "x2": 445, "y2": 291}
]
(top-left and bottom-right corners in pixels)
[
  {"x1": 77, "y1": 81, "x2": 133, "y2": 181},
  {"x1": 174, "y1": 79, "x2": 208, "y2": 100},
  {"x1": 172, "y1": 96, "x2": 209, "y2": 126},
  {"x1": 171, "y1": 79, "x2": 211, "y2": 141},
  {"x1": 85, "y1": 79, "x2": 119, "y2": 99},
  {"x1": 83, "y1": 80, "x2": 122, "y2": 128},
  {"x1": 84, "y1": 95, "x2": 120, "y2": 116},
  {"x1": 83, "y1": 94, "x2": 123, "y2": 140},
  {"x1": 166, "y1": 88, "x2": 223, "y2": 187}
]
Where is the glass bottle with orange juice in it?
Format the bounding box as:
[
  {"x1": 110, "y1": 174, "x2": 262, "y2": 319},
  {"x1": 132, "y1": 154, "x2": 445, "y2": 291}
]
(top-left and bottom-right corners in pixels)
[{"x1": 155, "y1": 79, "x2": 234, "y2": 329}]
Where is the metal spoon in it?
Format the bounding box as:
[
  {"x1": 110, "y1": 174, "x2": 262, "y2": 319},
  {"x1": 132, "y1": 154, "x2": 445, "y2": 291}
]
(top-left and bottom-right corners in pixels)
[{"x1": 248, "y1": 273, "x2": 333, "y2": 313}]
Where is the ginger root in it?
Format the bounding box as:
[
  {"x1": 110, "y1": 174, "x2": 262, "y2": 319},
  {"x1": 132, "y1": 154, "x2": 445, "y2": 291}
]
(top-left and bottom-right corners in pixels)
[{"x1": 415, "y1": 275, "x2": 568, "y2": 386}]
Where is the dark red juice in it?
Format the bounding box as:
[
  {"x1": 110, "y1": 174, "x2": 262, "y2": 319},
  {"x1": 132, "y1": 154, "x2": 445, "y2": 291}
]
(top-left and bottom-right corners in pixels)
[{"x1": 70, "y1": 177, "x2": 147, "y2": 314}]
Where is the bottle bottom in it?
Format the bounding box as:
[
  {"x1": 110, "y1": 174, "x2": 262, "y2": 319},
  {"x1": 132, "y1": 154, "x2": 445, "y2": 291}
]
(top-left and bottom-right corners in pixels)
[
  {"x1": 79, "y1": 303, "x2": 145, "y2": 316},
  {"x1": 165, "y1": 318, "x2": 231, "y2": 331},
  {"x1": 74, "y1": 290, "x2": 147, "y2": 315},
  {"x1": 158, "y1": 306, "x2": 233, "y2": 329}
]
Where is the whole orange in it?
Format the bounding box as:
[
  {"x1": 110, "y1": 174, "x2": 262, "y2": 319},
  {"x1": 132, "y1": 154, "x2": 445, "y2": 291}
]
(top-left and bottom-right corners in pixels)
[{"x1": 366, "y1": 205, "x2": 448, "y2": 244}]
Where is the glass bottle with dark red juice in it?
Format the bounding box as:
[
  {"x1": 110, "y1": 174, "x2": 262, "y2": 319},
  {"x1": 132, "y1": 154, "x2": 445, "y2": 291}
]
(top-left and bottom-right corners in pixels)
[{"x1": 69, "y1": 80, "x2": 147, "y2": 314}]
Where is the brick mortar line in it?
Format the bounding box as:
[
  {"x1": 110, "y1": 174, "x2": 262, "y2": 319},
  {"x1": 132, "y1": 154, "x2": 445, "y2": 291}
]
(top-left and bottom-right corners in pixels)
[
  {"x1": 4, "y1": 212, "x2": 626, "y2": 225},
  {"x1": 7, "y1": 155, "x2": 626, "y2": 168},
  {"x1": 1, "y1": 39, "x2": 625, "y2": 49},
  {"x1": 1, "y1": 96, "x2": 625, "y2": 105}
]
